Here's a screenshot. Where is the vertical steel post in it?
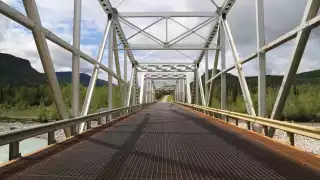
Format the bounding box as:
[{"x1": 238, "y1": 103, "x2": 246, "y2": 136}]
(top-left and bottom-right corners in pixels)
[
  {"x1": 149, "y1": 79, "x2": 152, "y2": 102},
  {"x1": 270, "y1": 0, "x2": 320, "y2": 137},
  {"x1": 255, "y1": 0, "x2": 266, "y2": 134},
  {"x1": 221, "y1": 17, "x2": 256, "y2": 117},
  {"x1": 132, "y1": 70, "x2": 137, "y2": 105},
  {"x1": 166, "y1": 17, "x2": 168, "y2": 44},
  {"x1": 150, "y1": 79, "x2": 152, "y2": 102},
  {"x1": 113, "y1": 29, "x2": 123, "y2": 105},
  {"x1": 182, "y1": 78, "x2": 185, "y2": 103},
  {"x1": 195, "y1": 69, "x2": 199, "y2": 105},
  {"x1": 79, "y1": 18, "x2": 112, "y2": 132},
  {"x1": 178, "y1": 79, "x2": 181, "y2": 102},
  {"x1": 209, "y1": 27, "x2": 220, "y2": 107},
  {"x1": 205, "y1": 50, "x2": 209, "y2": 106},
  {"x1": 81, "y1": 19, "x2": 112, "y2": 115},
  {"x1": 186, "y1": 76, "x2": 192, "y2": 103},
  {"x1": 256, "y1": 0, "x2": 266, "y2": 118},
  {"x1": 197, "y1": 66, "x2": 206, "y2": 106},
  {"x1": 72, "y1": 0, "x2": 81, "y2": 120},
  {"x1": 108, "y1": 23, "x2": 114, "y2": 121},
  {"x1": 220, "y1": 21, "x2": 226, "y2": 112},
  {"x1": 139, "y1": 75, "x2": 145, "y2": 104},
  {"x1": 152, "y1": 81, "x2": 155, "y2": 101},
  {"x1": 136, "y1": 73, "x2": 140, "y2": 103},
  {"x1": 23, "y1": 0, "x2": 71, "y2": 137},
  {"x1": 127, "y1": 66, "x2": 135, "y2": 106},
  {"x1": 124, "y1": 52, "x2": 128, "y2": 106},
  {"x1": 176, "y1": 79, "x2": 180, "y2": 102}
]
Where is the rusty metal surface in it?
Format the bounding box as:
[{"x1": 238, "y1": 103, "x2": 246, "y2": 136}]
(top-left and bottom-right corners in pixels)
[{"x1": 1, "y1": 103, "x2": 319, "y2": 179}]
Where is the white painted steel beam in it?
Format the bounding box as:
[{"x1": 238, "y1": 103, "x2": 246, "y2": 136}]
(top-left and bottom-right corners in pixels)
[
  {"x1": 0, "y1": 1, "x2": 124, "y2": 83},
  {"x1": 119, "y1": 12, "x2": 218, "y2": 18},
  {"x1": 270, "y1": 0, "x2": 320, "y2": 137},
  {"x1": 208, "y1": 26, "x2": 220, "y2": 107},
  {"x1": 220, "y1": 22, "x2": 226, "y2": 111},
  {"x1": 206, "y1": 14, "x2": 320, "y2": 84},
  {"x1": 197, "y1": 66, "x2": 206, "y2": 106},
  {"x1": 80, "y1": 19, "x2": 113, "y2": 127},
  {"x1": 221, "y1": 18, "x2": 256, "y2": 117},
  {"x1": 23, "y1": 0, "x2": 71, "y2": 137},
  {"x1": 186, "y1": 76, "x2": 192, "y2": 104},
  {"x1": 123, "y1": 52, "x2": 128, "y2": 106},
  {"x1": 195, "y1": 0, "x2": 236, "y2": 65},
  {"x1": 72, "y1": 0, "x2": 81, "y2": 119},
  {"x1": 108, "y1": 24, "x2": 114, "y2": 121},
  {"x1": 139, "y1": 75, "x2": 145, "y2": 104},
  {"x1": 119, "y1": 17, "x2": 164, "y2": 45},
  {"x1": 256, "y1": 0, "x2": 266, "y2": 118},
  {"x1": 113, "y1": 28, "x2": 124, "y2": 105},
  {"x1": 205, "y1": 50, "x2": 209, "y2": 106}
]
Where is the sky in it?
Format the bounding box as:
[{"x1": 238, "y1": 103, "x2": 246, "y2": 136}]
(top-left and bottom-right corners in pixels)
[{"x1": 0, "y1": 0, "x2": 319, "y2": 87}]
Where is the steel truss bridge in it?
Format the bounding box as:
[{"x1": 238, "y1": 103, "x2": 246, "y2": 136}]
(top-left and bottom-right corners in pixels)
[{"x1": 0, "y1": 0, "x2": 320, "y2": 179}]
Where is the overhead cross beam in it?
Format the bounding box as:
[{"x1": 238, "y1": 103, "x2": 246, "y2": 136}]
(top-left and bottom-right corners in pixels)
[
  {"x1": 137, "y1": 64, "x2": 196, "y2": 72},
  {"x1": 98, "y1": 0, "x2": 138, "y2": 66},
  {"x1": 195, "y1": 0, "x2": 236, "y2": 64},
  {"x1": 119, "y1": 12, "x2": 218, "y2": 18}
]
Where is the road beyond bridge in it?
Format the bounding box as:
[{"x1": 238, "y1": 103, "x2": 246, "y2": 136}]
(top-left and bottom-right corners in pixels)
[{"x1": 1, "y1": 103, "x2": 319, "y2": 179}]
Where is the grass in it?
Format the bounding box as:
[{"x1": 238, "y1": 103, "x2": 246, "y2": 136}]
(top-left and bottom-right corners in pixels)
[
  {"x1": 0, "y1": 107, "x2": 39, "y2": 121},
  {"x1": 167, "y1": 95, "x2": 173, "y2": 102},
  {"x1": 0, "y1": 108, "x2": 38, "y2": 118}
]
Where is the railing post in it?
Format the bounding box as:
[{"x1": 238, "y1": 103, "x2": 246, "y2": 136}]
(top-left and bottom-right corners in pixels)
[
  {"x1": 48, "y1": 131, "x2": 56, "y2": 145},
  {"x1": 287, "y1": 132, "x2": 295, "y2": 146},
  {"x1": 71, "y1": 126, "x2": 77, "y2": 136},
  {"x1": 263, "y1": 126, "x2": 268, "y2": 136},
  {"x1": 9, "y1": 141, "x2": 21, "y2": 160},
  {"x1": 87, "y1": 121, "x2": 91, "y2": 129}
]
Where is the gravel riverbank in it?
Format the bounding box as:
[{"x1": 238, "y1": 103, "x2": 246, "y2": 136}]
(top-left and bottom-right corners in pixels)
[
  {"x1": 234, "y1": 120, "x2": 320, "y2": 155},
  {"x1": 0, "y1": 120, "x2": 102, "y2": 142},
  {"x1": 0, "y1": 121, "x2": 66, "y2": 142}
]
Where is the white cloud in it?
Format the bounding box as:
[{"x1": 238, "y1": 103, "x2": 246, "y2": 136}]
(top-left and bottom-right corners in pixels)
[{"x1": 0, "y1": 0, "x2": 319, "y2": 87}]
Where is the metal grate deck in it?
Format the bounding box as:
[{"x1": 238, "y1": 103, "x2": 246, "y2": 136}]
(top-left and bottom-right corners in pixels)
[{"x1": 1, "y1": 103, "x2": 319, "y2": 179}]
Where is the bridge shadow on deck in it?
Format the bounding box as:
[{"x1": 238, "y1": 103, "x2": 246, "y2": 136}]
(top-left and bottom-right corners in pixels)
[
  {"x1": 170, "y1": 109, "x2": 320, "y2": 180},
  {"x1": 0, "y1": 103, "x2": 319, "y2": 179}
]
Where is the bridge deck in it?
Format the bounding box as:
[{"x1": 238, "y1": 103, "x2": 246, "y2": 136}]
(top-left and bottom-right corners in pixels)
[{"x1": 1, "y1": 103, "x2": 319, "y2": 179}]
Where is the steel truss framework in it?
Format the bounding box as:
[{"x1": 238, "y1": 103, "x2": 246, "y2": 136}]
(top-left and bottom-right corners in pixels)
[{"x1": 0, "y1": 0, "x2": 319, "y2": 138}]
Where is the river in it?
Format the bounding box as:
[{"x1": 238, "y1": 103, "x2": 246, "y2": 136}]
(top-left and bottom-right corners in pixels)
[{"x1": 0, "y1": 122, "x2": 48, "y2": 164}]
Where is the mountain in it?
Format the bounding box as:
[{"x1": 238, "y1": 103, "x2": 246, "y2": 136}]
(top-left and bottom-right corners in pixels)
[
  {"x1": 55, "y1": 72, "x2": 108, "y2": 87},
  {"x1": 200, "y1": 68, "x2": 320, "y2": 88},
  {"x1": 0, "y1": 53, "x2": 108, "y2": 87}
]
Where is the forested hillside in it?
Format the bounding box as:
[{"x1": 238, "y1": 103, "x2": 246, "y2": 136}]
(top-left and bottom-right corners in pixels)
[
  {"x1": 0, "y1": 53, "x2": 120, "y2": 121},
  {"x1": 200, "y1": 69, "x2": 320, "y2": 122}
]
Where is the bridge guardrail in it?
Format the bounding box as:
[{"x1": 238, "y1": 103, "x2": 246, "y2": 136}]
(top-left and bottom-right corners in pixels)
[
  {"x1": 0, "y1": 102, "x2": 156, "y2": 161},
  {"x1": 174, "y1": 102, "x2": 320, "y2": 146}
]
